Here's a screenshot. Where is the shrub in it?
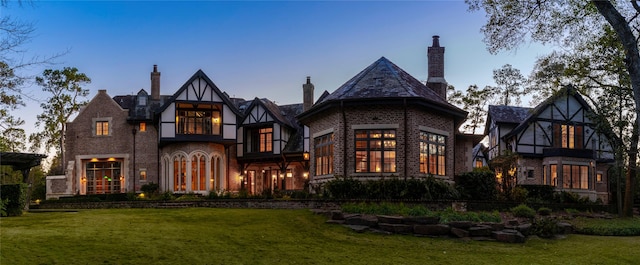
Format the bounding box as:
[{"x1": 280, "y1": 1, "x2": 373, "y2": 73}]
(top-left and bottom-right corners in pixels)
[
  {"x1": 455, "y1": 170, "x2": 497, "y2": 200},
  {"x1": 160, "y1": 191, "x2": 175, "y2": 201},
  {"x1": 511, "y1": 204, "x2": 536, "y2": 219},
  {"x1": 325, "y1": 176, "x2": 366, "y2": 199},
  {"x1": 1, "y1": 197, "x2": 8, "y2": 217},
  {"x1": 175, "y1": 193, "x2": 203, "y2": 201},
  {"x1": 141, "y1": 182, "x2": 159, "y2": 195},
  {"x1": 509, "y1": 186, "x2": 529, "y2": 202},
  {"x1": 425, "y1": 176, "x2": 460, "y2": 200},
  {"x1": 0, "y1": 184, "x2": 27, "y2": 216},
  {"x1": 537, "y1": 207, "x2": 552, "y2": 216},
  {"x1": 520, "y1": 185, "x2": 555, "y2": 202},
  {"x1": 532, "y1": 217, "x2": 559, "y2": 238},
  {"x1": 439, "y1": 207, "x2": 501, "y2": 223}
]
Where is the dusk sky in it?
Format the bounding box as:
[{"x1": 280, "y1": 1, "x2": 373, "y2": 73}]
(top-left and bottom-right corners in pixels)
[{"x1": 5, "y1": 1, "x2": 553, "y2": 153}]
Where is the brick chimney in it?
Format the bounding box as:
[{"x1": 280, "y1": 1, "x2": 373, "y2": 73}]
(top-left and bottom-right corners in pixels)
[
  {"x1": 151, "y1": 65, "x2": 160, "y2": 100},
  {"x1": 427, "y1": 35, "x2": 447, "y2": 99},
  {"x1": 302, "y1": 76, "x2": 314, "y2": 111}
]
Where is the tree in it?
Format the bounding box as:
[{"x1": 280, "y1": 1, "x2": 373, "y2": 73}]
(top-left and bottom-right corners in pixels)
[
  {"x1": 491, "y1": 64, "x2": 525, "y2": 106},
  {"x1": 467, "y1": 0, "x2": 639, "y2": 216},
  {"x1": 449, "y1": 84, "x2": 493, "y2": 134},
  {"x1": 30, "y1": 67, "x2": 90, "y2": 173},
  {"x1": 0, "y1": 1, "x2": 65, "y2": 152}
]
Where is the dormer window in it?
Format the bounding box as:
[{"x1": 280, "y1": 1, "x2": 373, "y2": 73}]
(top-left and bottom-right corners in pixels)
[{"x1": 138, "y1": 95, "x2": 147, "y2": 106}]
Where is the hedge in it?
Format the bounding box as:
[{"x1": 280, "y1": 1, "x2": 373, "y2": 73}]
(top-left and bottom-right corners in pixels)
[{"x1": 1, "y1": 184, "x2": 28, "y2": 216}]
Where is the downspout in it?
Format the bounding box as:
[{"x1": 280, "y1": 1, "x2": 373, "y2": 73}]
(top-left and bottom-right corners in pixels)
[
  {"x1": 403, "y1": 99, "x2": 408, "y2": 180},
  {"x1": 341, "y1": 101, "x2": 347, "y2": 177}
]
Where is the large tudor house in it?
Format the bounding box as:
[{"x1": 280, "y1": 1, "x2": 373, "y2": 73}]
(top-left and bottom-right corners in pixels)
[
  {"x1": 484, "y1": 87, "x2": 616, "y2": 202},
  {"x1": 47, "y1": 36, "x2": 615, "y2": 202}
]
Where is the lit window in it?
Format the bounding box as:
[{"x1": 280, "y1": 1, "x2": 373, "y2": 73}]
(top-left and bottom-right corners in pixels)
[
  {"x1": 314, "y1": 133, "x2": 334, "y2": 176},
  {"x1": 474, "y1": 159, "x2": 483, "y2": 168},
  {"x1": 596, "y1": 173, "x2": 603, "y2": 183},
  {"x1": 246, "y1": 127, "x2": 273, "y2": 153},
  {"x1": 550, "y1": 164, "x2": 557, "y2": 187},
  {"x1": 96, "y1": 121, "x2": 109, "y2": 136},
  {"x1": 176, "y1": 103, "x2": 221, "y2": 135},
  {"x1": 562, "y1": 164, "x2": 589, "y2": 189},
  {"x1": 419, "y1": 131, "x2": 446, "y2": 176},
  {"x1": 355, "y1": 129, "x2": 396, "y2": 173},
  {"x1": 139, "y1": 122, "x2": 146, "y2": 132},
  {"x1": 259, "y1": 128, "x2": 273, "y2": 152},
  {"x1": 139, "y1": 169, "x2": 147, "y2": 181},
  {"x1": 553, "y1": 124, "x2": 583, "y2": 149}
]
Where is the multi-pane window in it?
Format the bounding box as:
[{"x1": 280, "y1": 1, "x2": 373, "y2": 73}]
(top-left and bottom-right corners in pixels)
[
  {"x1": 176, "y1": 103, "x2": 221, "y2": 135},
  {"x1": 246, "y1": 127, "x2": 273, "y2": 153},
  {"x1": 85, "y1": 161, "x2": 121, "y2": 194},
  {"x1": 553, "y1": 124, "x2": 583, "y2": 149},
  {"x1": 419, "y1": 131, "x2": 446, "y2": 176},
  {"x1": 562, "y1": 164, "x2": 589, "y2": 189},
  {"x1": 314, "y1": 133, "x2": 334, "y2": 176},
  {"x1": 259, "y1": 128, "x2": 272, "y2": 152},
  {"x1": 191, "y1": 155, "x2": 206, "y2": 191},
  {"x1": 550, "y1": 164, "x2": 558, "y2": 186},
  {"x1": 355, "y1": 130, "x2": 396, "y2": 173},
  {"x1": 96, "y1": 121, "x2": 109, "y2": 136},
  {"x1": 139, "y1": 122, "x2": 146, "y2": 132}
]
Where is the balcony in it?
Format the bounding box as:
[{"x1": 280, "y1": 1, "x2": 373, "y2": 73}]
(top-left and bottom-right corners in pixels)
[{"x1": 542, "y1": 148, "x2": 594, "y2": 159}]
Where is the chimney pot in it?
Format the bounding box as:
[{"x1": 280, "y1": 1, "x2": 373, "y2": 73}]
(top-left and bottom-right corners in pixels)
[{"x1": 432, "y1": 35, "x2": 440, "y2": 47}]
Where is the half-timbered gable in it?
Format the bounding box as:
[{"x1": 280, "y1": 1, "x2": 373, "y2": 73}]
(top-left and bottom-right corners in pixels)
[
  {"x1": 237, "y1": 98, "x2": 296, "y2": 157},
  {"x1": 157, "y1": 70, "x2": 240, "y2": 145},
  {"x1": 486, "y1": 86, "x2": 615, "y2": 202},
  {"x1": 502, "y1": 86, "x2": 615, "y2": 160}
]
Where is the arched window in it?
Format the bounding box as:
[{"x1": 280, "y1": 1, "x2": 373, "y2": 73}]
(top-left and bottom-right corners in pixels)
[
  {"x1": 191, "y1": 154, "x2": 207, "y2": 191},
  {"x1": 173, "y1": 155, "x2": 186, "y2": 191}
]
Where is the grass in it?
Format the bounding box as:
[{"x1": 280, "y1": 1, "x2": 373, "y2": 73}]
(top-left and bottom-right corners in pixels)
[
  {"x1": 0, "y1": 208, "x2": 639, "y2": 264},
  {"x1": 570, "y1": 217, "x2": 640, "y2": 236}
]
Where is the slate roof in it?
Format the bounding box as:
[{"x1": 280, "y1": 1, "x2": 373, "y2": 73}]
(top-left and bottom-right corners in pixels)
[
  {"x1": 487, "y1": 105, "x2": 532, "y2": 124},
  {"x1": 316, "y1": 57, "x2": 453, "y2": 106},
  {"x1": 113, "y1": 91, "x2": 171, "y2": 120},
  {"x1": 278, "y1": 103, "x2": 304, "y2": 153}
]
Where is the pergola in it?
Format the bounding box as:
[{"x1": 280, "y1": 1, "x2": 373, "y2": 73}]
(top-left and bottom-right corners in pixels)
[{"x1": 0, "y1": 152, "x2": 48, "y2": 183}]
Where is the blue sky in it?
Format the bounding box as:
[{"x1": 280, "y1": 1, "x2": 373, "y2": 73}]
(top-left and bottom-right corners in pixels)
[{"x1": 4, "y1": 1, "x2": 553, "y2": 153}]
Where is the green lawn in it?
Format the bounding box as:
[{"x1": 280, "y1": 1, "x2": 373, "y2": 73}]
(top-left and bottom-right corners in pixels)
[{"x1": 1, "y1": 208, "x2": 639, "y2": 264}]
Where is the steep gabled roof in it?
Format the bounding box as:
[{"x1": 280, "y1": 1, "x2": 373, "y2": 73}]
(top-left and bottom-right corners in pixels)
[
  {"x1": 503, "y1": 85, "x2": 603, "y2": 139},
  {"x1": 156, "y1": 70, "x2": 241, "y2": 116},
  {"x1": 484, "y1": 105, "x2": 532, "y2": 135},
  {"x1": 487, "y1": 105, "x2": 532, "y2": 124},
  {"x1": 242, "y1": 98, "x2": 295, "y2": 129},
  {"x1": 278, "y1": 103, "x2": 304, "y2": 153}
]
